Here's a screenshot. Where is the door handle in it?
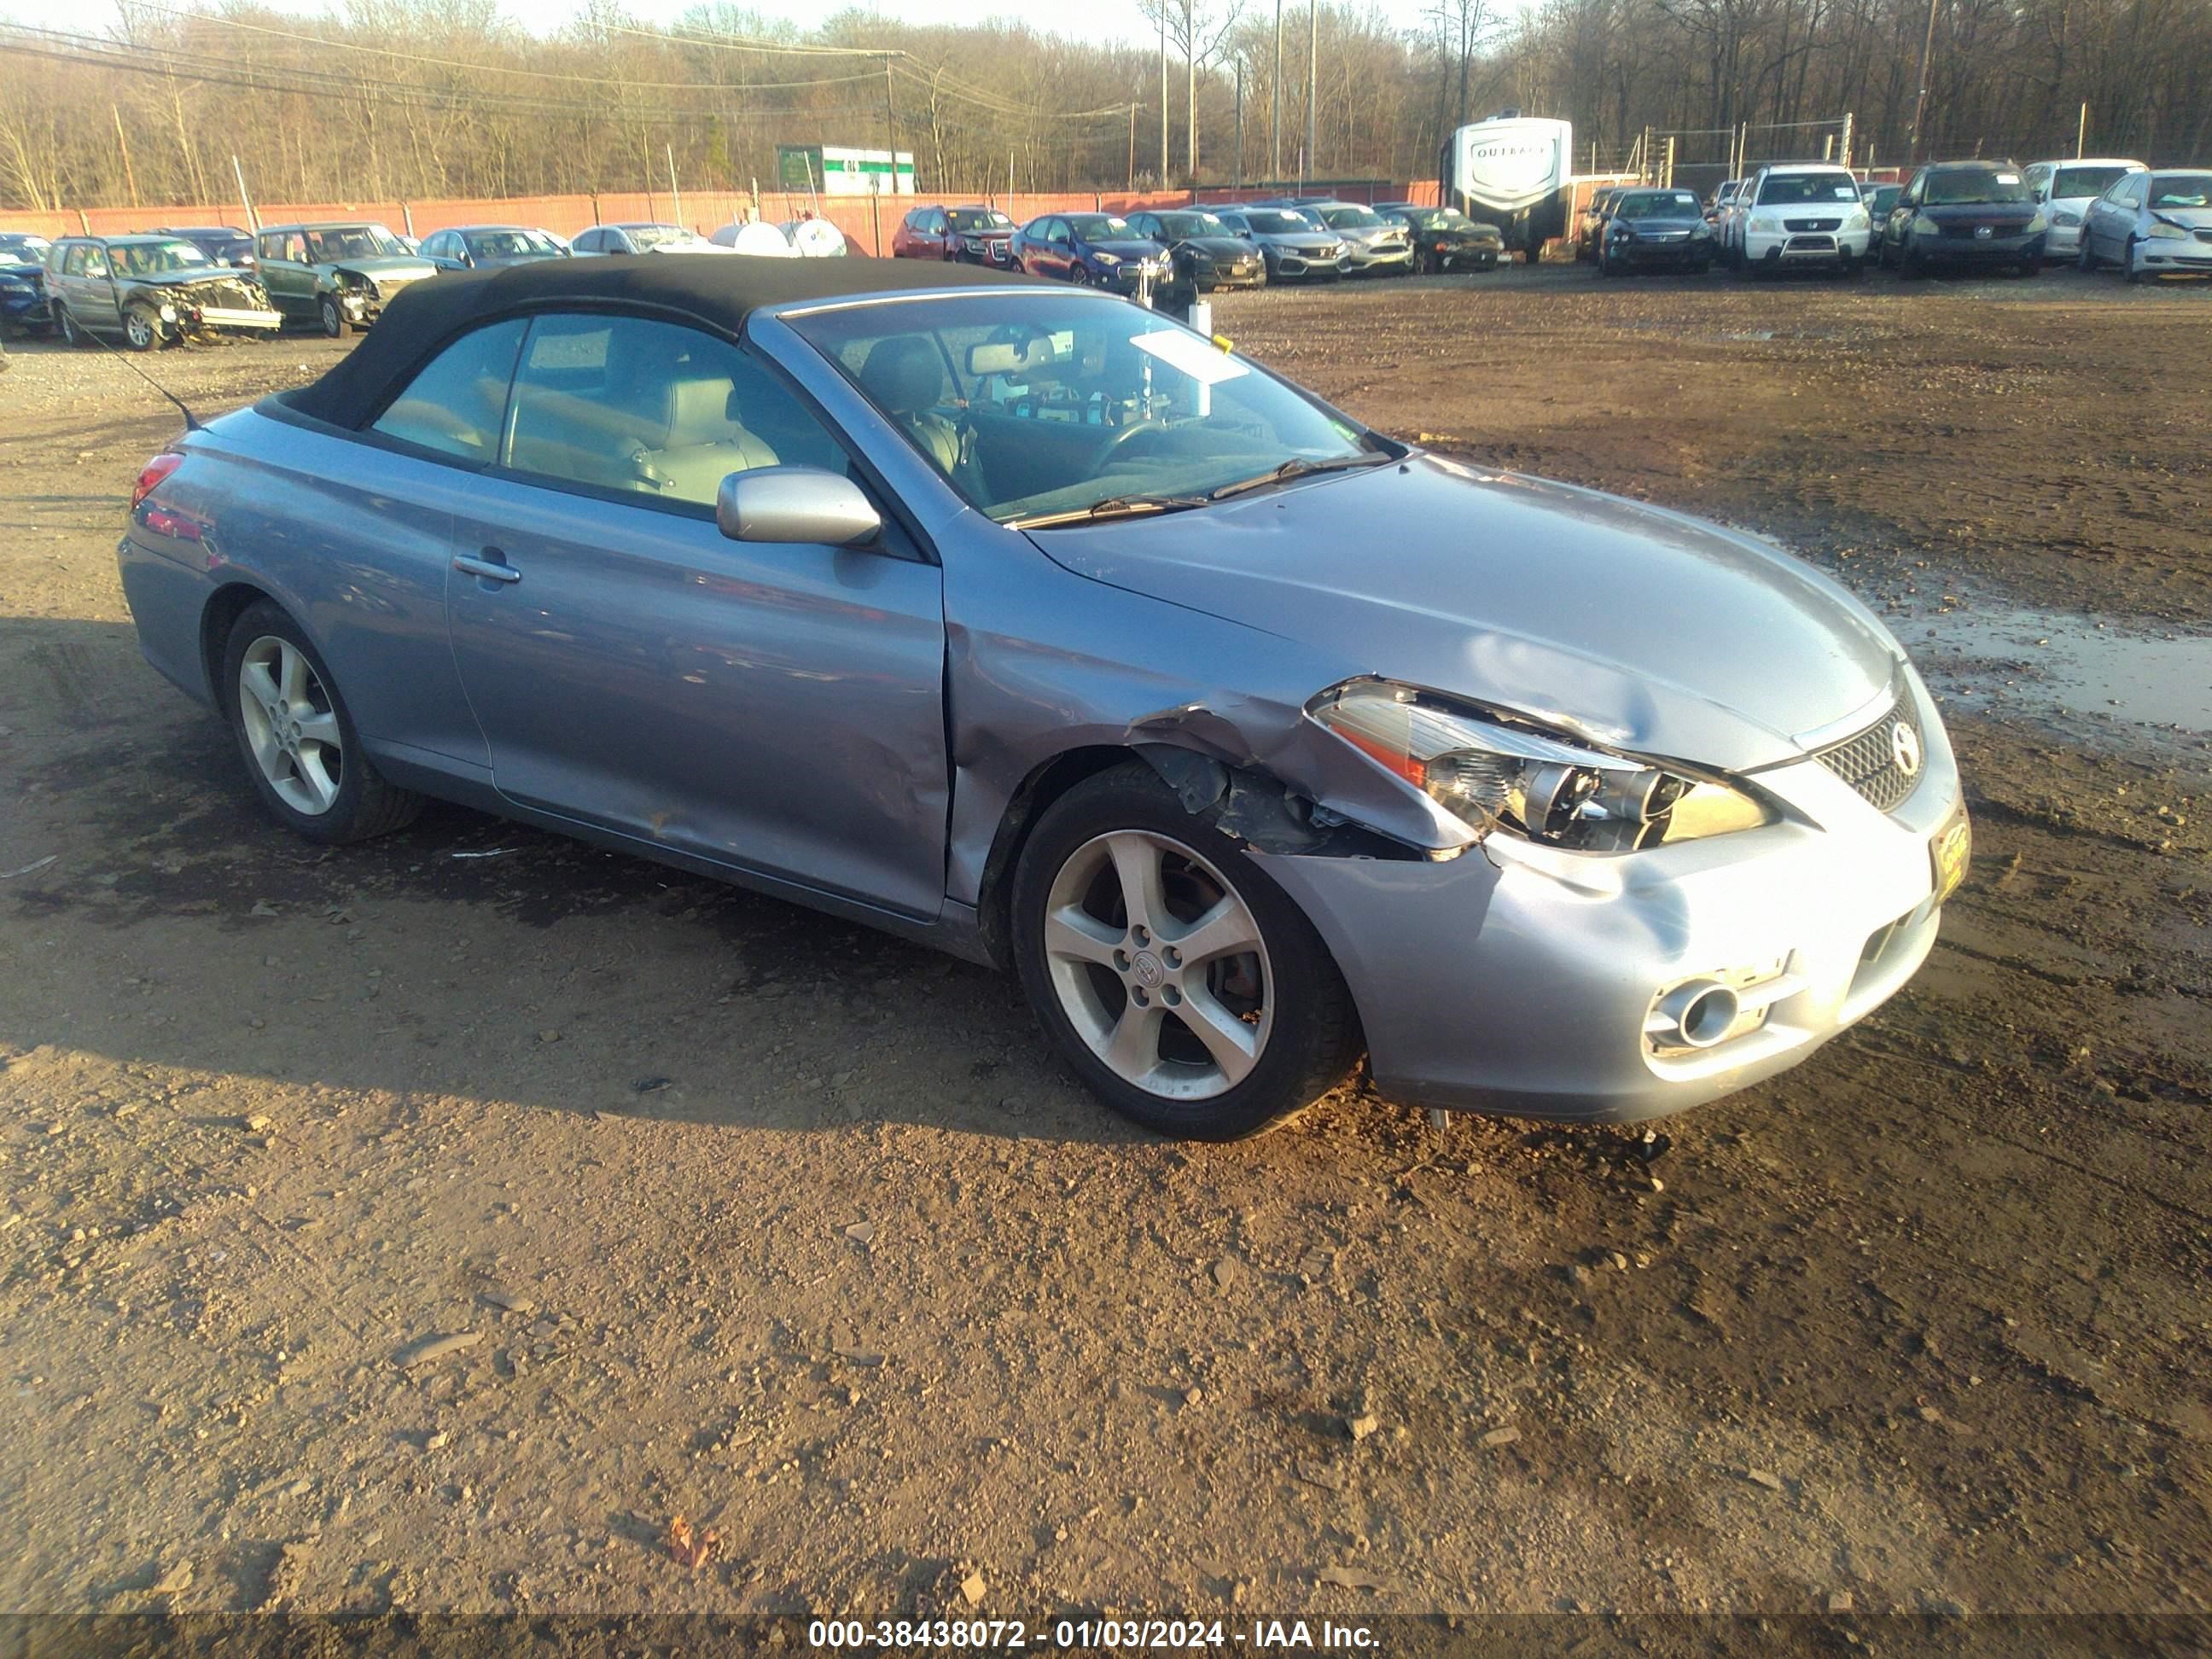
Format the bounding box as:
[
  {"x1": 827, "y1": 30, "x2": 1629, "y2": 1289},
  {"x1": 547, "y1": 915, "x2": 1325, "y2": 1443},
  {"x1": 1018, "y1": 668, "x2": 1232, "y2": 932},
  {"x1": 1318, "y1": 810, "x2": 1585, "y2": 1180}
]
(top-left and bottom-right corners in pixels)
[{"x1": 454, "y1": 551, "x2": 521, "y2": 584}]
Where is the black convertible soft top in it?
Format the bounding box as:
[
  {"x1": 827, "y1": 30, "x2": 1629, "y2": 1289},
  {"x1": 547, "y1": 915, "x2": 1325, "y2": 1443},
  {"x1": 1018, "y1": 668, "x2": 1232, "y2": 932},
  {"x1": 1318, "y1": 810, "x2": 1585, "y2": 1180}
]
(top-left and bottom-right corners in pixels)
[{"x1": 284, "y1": 252, "x2": 1045, "y2": 429}]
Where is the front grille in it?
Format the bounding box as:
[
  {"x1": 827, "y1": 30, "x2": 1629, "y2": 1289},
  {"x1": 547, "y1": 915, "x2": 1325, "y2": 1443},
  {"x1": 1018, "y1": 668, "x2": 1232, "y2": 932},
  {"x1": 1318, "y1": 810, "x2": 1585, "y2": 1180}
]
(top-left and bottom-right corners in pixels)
[
  {"x1": 1785, "y1": 217, "x2": 1842, "y2": 232},
  {"x1": 1816, "y1": 696, "x2": 1927, "y2": 813},
  {"x1": 1786, "y1": 234, "x2": 1837, "y2": 251},
  {"x1": 2197, "y1": 230, "x2": 2212, "y2": 243}
]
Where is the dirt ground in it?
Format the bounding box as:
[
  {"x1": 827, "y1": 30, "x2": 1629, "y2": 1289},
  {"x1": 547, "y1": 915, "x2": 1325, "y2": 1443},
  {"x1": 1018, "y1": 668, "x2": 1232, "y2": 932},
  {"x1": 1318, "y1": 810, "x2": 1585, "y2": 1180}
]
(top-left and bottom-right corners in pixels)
[{"x1": 0, "y1": 262, "x2": 2206, "y2": 1626}]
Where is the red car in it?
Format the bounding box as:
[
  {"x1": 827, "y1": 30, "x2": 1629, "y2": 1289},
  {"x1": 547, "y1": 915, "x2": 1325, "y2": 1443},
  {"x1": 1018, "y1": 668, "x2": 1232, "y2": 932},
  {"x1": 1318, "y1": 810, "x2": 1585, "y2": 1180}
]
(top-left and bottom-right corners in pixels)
[{"x1": 891, "y1": 204, "x2": 1016, "y2": 265}]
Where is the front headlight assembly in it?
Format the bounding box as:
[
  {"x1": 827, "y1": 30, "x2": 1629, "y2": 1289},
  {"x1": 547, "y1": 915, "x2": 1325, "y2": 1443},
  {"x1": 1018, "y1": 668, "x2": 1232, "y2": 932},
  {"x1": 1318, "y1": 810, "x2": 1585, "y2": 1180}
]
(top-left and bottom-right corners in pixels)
[
  {"x1": 2148, "y1": 220, "x2": 2189, "y2": 240},
  {"x1": 1312, "y1": 681, "x2": 1773, "y2": 853}
]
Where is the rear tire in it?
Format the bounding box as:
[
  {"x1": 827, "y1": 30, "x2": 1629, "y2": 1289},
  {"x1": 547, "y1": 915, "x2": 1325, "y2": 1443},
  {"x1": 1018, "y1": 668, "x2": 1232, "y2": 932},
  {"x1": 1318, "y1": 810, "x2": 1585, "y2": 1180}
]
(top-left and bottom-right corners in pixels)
[
  {"x1": 1010, "y1": 763, "x2": 1360, "y2": 1140},
  {"x1": 221, "y1": 600, "x2": 423, "y2": 845}
]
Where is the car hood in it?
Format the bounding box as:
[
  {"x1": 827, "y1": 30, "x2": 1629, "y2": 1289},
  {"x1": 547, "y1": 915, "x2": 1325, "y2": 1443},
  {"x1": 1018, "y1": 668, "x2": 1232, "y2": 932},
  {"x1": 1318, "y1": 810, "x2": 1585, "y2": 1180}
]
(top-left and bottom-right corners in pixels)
[
  {"x1": 1165, "y1": 236, "x2": 1258, "y2": 259},
  {"x1": 1085, "y1": 239, "x2": 1166, "y2": 260},
  {"x1": 955, "y1": 226, "x2": 1014, "y2": 240},
  {"x1": 118, "y1": 268, "x2": 268, "y2": 294},
  {"x1": 1255, "y1": 231, "x2": 1339, "y2": 251},
  {"x1": 1027, "y1": 456, "x2": 1904, "y2": 771},
  {"x1": 1424, "y1": 224, "x2": 1499, "y2": 242},
  {"x1": 1615, "y1": 214, "x2": 1708, "y2": 235},
  {"x1": 2151, "y1": 206, "x2": 2212, "y2": 230}
]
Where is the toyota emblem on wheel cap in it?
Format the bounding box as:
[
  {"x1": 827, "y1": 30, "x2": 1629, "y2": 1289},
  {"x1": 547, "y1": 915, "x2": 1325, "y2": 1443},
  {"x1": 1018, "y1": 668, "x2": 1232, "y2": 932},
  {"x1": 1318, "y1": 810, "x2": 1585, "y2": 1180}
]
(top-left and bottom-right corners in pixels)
[{"x1": 1890, "y1": 720, "x2": 1924, "y2": 777}]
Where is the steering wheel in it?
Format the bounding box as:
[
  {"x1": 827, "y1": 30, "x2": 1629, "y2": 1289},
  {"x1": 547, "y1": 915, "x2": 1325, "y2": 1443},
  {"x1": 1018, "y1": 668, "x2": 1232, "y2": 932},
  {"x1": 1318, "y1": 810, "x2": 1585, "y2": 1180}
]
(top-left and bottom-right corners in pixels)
[{"x1": 1100, "y1": 417, "x2": 1167, "y2": 457}]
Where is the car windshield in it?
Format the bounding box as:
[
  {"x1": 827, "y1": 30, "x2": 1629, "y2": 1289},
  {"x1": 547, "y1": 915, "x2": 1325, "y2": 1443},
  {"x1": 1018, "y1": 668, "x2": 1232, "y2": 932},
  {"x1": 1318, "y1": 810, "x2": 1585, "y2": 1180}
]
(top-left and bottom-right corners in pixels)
[
  {"x1": 627, "y1": 225, "x2": 701, "y2": 250},
  {"x1": 0, "y1": 235, "x2": 49, "y2": 257},
  {"x1": 1758, "y1": 173, "x2": 1860, "y2": 205},
  {"x1": 110, "y1": 239, "x2": 212, "y2": 276},
  {"x1": 1242, "y1": 209, "x2": 1315, "y2": 233},
  {"x1": 1924, "y1": 170, "x2": 2033, "y2": 205},
  {"x1": 305, "y1": 225, "x2": 409, "y2": 261},
  {"x1": 1615, "y1": 190, "x2": 1702, "y2": 218},
  {"x1": 2052, "y1": 166, "x2": 2135, "y2": 201},
  {"x1": 466, "y1": 229, "x2": 562, "y2": 259},
  {"x1": 789, "y1": 293, "x2": 1382, "y2": 527},
  {"x1": 1067, "y1": 217, "x2": 1135, "y2": 241},
  {"x1": 2149, "y1": 174, "x2": 2212, "y2": 208},
  {"x1": 1150, "y1": 212, "x2": 1232, "y2": 236},
  {"x1": 947, "y1": 209, "x2": 1012, "y2": 232},
  {"x1": 1320, "y1": 207, "x2": 1385, "y2": 229}
]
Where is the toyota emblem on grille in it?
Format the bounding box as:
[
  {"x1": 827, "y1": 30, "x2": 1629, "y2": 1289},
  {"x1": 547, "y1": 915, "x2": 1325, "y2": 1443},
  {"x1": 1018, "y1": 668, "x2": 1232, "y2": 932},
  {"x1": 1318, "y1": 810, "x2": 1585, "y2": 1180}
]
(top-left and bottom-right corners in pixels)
[{"x1": 1890, "y1": 721, "x2": 1924, "y2": 777}]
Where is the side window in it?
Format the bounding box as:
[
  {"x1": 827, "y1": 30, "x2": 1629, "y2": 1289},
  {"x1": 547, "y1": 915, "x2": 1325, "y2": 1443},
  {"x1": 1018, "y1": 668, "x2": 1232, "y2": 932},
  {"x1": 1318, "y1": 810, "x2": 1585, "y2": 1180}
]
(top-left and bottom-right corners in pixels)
[
  {"x1": 285, "y1": 234, "x2": 308, "y2": 263},
  {"x1": 369, "y1": 317, "x2": 527, "y2": 462},
  {"x1": 256, "y1": 233, "x2": 279, "y2": 262},
  {"x1": 61, "y1": 244, "x2": 84, "y2": 276},
  {"x1": 504, "y1": 313, "x2": 850, "y2": 510},
  {"x1": 84, "y1": 247, "x2": 110, "y2": 277}
]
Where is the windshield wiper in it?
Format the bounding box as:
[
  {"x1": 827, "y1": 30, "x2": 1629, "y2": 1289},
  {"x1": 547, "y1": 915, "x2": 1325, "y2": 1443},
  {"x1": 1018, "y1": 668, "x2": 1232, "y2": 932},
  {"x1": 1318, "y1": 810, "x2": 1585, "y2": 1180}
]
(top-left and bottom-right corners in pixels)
[
  {"x1": 1206, "y1": 451, "x2": 1395, "y2": 502},
  {"x1": 1010, "y1": 493, "x2": 1213, "y2": 530}
]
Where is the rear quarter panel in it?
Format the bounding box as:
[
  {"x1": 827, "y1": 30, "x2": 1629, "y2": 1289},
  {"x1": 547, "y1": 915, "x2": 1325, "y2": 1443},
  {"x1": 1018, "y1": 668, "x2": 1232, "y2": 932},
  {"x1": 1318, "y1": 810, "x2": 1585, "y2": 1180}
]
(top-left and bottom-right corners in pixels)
[{"x1": 125, "y1": 406, "x2": 489, "y2": 772}]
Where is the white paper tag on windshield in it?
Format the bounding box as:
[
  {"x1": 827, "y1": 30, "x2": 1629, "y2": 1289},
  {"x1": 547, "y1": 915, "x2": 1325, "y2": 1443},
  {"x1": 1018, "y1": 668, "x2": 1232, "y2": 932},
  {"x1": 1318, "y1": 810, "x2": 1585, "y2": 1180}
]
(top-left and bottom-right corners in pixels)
[
  {"x1": 1132, "y1": 329, "x2": 1249, "y2": 386},
  {"x1": 1996, "y1": 173, "x2": 2021, "y2": 184}
]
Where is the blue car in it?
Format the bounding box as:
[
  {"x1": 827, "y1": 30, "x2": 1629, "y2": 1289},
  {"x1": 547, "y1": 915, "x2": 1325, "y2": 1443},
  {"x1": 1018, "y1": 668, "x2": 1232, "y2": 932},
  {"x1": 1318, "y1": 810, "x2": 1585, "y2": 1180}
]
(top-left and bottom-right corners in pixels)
[
  {"x1": 0, "y1": 255, "x2": 50, "y2": 336},
  {"x1": 115, "y1": 255, "x2": 1964, "y2": 1141},
  {"x1": 1010, "y1": 212, "x2": 1169, "y2": 294}
]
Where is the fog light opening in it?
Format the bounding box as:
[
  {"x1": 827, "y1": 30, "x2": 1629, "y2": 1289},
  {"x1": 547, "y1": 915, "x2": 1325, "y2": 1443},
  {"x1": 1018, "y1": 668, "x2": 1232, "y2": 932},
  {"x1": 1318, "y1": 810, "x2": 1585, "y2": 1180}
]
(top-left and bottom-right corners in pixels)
[{"x1": 1660, "y1": 981, "x2": 1742, "y2": 1050}]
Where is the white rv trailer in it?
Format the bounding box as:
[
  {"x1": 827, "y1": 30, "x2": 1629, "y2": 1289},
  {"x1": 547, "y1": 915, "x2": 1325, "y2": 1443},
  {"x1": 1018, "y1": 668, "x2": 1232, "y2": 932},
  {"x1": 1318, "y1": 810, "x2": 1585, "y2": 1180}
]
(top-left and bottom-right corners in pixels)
[{"x1": 1439, "y1": 114, "x2": 1575, "y2": 262}]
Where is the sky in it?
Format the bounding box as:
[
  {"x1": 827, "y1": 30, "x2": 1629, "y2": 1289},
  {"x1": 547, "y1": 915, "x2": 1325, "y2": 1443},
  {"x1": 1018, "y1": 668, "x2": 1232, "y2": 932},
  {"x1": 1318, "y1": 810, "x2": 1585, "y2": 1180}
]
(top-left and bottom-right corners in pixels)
[{"x1": 0, "y1": 0, "x2": 1425, "y2": 52}]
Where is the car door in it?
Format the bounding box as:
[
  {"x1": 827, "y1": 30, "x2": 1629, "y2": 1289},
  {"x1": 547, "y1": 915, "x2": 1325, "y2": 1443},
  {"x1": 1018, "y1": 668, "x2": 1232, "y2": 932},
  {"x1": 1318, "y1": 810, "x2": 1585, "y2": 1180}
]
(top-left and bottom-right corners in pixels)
[
  {"x1": 79, "y1": 243, "x2": 125, "y2": 334},
  {"x1": 442, "y1": 309, "x2": 951, "y2": 917}
]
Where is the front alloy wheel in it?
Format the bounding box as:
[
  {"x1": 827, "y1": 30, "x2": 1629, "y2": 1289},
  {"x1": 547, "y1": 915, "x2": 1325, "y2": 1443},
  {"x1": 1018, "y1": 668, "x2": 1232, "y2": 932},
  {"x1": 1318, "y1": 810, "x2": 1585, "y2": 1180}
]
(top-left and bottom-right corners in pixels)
[
  {"x1": 125, "y1": 309, "x2": 159, "y2": 351},
  {"x1": 1011, "y1": 765, "x2": 1359, "y2": 1139}
]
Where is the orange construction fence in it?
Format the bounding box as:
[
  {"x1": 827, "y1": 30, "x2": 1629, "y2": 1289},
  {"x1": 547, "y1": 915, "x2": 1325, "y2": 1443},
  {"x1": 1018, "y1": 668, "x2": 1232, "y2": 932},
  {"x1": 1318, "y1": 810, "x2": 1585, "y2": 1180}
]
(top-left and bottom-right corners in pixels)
[{"x1": 0, "y1": 181, "x2": 1444, "y2": 255}]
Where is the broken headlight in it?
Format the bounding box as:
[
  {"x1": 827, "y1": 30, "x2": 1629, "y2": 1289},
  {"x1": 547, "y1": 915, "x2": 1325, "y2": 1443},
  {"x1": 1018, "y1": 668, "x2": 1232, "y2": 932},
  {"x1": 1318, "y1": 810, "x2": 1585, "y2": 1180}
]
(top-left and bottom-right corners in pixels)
[{"x1": 1312, "y1": 681, "x2": 1773, "y2": 853}]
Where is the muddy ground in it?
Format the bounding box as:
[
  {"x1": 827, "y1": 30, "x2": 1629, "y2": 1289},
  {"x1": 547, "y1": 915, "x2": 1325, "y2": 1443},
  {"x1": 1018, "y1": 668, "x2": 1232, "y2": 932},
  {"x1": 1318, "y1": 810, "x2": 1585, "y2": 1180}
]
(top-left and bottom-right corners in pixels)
[{"x1": 0, "y1": 263, "x2": 2206, "y2": 1626}]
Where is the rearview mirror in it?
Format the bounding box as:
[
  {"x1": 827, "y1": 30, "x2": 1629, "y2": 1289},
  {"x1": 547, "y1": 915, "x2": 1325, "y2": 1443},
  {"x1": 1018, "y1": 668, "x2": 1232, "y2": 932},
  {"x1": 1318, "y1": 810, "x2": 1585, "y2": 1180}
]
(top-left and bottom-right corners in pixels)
[
  {"x1": 717, "y1": 467, "x2": 882, "y2": 548},
  {"x1": 966, "y1": 334, "x2": 1073, "y2": 376}
]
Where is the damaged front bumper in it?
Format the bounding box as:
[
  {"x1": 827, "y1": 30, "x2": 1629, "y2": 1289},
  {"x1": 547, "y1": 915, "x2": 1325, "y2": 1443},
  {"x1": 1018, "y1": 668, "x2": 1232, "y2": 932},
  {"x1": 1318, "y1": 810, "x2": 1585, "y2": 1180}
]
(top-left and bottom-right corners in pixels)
[{"x1": 1253, "y1": 736, "x2": 1963, "y2": 1123}]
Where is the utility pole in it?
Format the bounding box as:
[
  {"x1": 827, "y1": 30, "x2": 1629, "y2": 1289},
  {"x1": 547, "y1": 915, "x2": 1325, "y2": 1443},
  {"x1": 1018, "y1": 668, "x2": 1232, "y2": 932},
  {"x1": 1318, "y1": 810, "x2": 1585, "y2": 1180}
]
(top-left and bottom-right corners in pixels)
[
  {"x1": 882, "y1": 54, "x2": 900, "y2": 195},
  {"x1": 1234, "y1": 60, "x2": 1244, "y2": 192},
  {"x1": 1271, "y1": 0, "x2": 1282, "y2": 183},
  {"x1": 232, "y1": 153, "x2": 258, "y2": 232},
  {"x1": 1908, "y1": 0, "x2": 1940, "y2": 162},
  {"x1": 113, "y1": 105, "x2": 138, "y2": 207},
  {"x1": 1187, "y1": 13, "x2": 1198, "y2": 183},
  {"x1": 667, "y1": 143, "x2": 682, "y2": 226},
  {"x1": 1128, "y1": 102, "x2": 1137, "y2": 189},
  {"x1": 1304, "y1": 0, "x2": 1317, "y2": 183},
  {"x1": 1159, "y1": 10, "x2": 1170, "y2": 181},
  {"x1": 2076, "y1": 101, "x2": 2087, "y2": 158}
]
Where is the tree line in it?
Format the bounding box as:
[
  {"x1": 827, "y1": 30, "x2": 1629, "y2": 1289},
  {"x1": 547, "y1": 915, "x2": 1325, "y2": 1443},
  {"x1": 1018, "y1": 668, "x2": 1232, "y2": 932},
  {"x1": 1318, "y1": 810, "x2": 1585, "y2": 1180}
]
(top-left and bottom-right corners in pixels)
[{"x1": 1, "y1": 0, "x2": 2207, "y2": 214}]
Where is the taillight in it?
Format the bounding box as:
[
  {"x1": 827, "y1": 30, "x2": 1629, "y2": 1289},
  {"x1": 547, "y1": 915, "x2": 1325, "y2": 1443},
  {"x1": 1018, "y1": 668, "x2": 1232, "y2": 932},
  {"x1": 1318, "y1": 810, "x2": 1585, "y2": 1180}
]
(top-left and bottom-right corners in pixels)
[{"x1": 132, "y1": 450, "x2": 185, "y2": 509}]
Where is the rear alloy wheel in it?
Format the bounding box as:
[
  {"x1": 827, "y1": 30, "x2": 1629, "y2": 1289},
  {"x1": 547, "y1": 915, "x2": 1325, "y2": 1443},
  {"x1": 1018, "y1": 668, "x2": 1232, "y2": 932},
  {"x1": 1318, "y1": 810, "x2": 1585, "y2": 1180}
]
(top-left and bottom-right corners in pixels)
[
  {"x1": 124, "y1": 308, "x2": 159, "y2": 351},
  {"x1": 319, "y1": 294, "x2": 346, "y2": 337},
  {"x1": 223, "y1": 601, "x2": 422, "y2": 844},
  {"x1": 1011, "y1": 764, "x2": 1359, "y2": 1140}
]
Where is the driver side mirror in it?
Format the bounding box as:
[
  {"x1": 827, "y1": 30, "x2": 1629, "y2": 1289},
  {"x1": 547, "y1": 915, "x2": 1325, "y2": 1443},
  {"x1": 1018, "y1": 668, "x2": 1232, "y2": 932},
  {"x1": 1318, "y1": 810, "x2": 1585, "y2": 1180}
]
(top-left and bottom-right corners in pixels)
[{"x1": 717, "y1": 467, "x2": 882, "y2": 549}]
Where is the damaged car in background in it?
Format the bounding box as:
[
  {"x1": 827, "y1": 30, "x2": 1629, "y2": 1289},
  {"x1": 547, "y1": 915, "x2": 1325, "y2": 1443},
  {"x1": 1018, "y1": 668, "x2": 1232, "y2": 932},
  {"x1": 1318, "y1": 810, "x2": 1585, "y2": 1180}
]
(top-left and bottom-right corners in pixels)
[
  {"x1": 44, "y1": 235, "x2": 280, "y2": 348},
  {"x1": 253, "y1": 222, "x2": 439, "y2": 335},
  {"x1": 119, "y1": 258, "x2": 1968, "y2": 1141}
]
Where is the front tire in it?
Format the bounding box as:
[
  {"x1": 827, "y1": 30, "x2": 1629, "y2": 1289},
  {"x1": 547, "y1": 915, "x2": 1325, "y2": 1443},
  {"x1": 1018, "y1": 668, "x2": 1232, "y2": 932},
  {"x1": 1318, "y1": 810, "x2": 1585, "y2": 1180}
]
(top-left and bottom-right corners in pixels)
[
  {"x1": 56, "y1": 307, "x2": 84, "y2": 346},
  {"x1": 2077, "y1": 233, "x2": 2098, "y2": 272},
  {"x1": 124, "y1": 307, "x2": 160, "y2": 351},
  {"x1": 221, "y1": 601, "x2": 422, "y2": 844},
  {"x1": 1010, "y1": 764, "x2": 1359, "y2": 1140},
  {"x1": 318, "y1": 294, "x2": 346, "y2": 337},
  {"x1": 2125, "y1": 237, "x2": 2146, "y2": 283}
]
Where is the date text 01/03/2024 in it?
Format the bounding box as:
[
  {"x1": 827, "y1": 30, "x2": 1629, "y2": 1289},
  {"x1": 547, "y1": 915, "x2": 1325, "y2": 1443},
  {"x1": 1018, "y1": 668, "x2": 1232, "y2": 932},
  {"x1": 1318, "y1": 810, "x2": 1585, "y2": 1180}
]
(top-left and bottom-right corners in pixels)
[{"x1": 806, "y1": 1618, "x2": 1382, "y2": 1650}]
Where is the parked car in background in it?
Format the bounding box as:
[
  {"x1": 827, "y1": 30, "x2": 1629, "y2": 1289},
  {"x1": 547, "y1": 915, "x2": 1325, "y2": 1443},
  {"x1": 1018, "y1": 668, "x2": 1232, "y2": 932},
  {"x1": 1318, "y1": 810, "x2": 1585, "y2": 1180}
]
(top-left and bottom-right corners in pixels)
[
  {"x1": 1598, "y1": 188, "x2": 1715, "y2": 275},
  {"x1": 1375, "y1": 204, "x2": 1503, "y2": 273},
  {"x1": 1296, "y1": 202, "x2": 1412, "y2": 275},
  {"x1": 1736, "y1": 164, "x2": 1872, "y2": 276},
  {"x1": 2022, "y1": 158, "x2": 2147, "y2": 260},
  {"x1": 1858, "y1": 183, "x2": 1903, "y2": 234},
  {"x1": 1878, "y1": 161, "x2": 2046, "y2": 277},
  {"x1": 2077, "y1": 169, "x2": 2212, "y2": 281},
  {"x1": 1709, "y1": 179, "x2": 1744, "y2": 223},
  {"x1": 158, "y1": 226, "x2": 257, "y2": 272},
  {"x1": 44, "y1": 234, "x2": 279, "y2": 349},
  {"x1": 1214, "y1": 206, "x2": 1347, "y2": 282},
  {"x1": 0, "y1": 231, "x2": 54, "y2": 265},
  {"x1": 120, "y1": 255, "x2": 1967, "y2": 1140},
  {"x1": 420, "y1": 225, "x2": 569, "y2": 271},
  {"x1": 1576, "y1": 187, "x2": 1623, "y2": 260},
  {"x1": 1010, "y1": 213, "x2": 1167, "y2": 293},
  {"x1": 1125, "y1": 209, "x2": 1266, "y2": 298},
  {"x1": 0, "y1": 252, "x2": 50, "y2": 336},
  {"x1": 255, "y1": 223, "x2": 439, "y2": 335},
  {"x1": 893, "y1": 204, "x2": 1016, "y2": 265},
  {"x1": 570, "y1": 224, "x2": 732, "y2": 257}
]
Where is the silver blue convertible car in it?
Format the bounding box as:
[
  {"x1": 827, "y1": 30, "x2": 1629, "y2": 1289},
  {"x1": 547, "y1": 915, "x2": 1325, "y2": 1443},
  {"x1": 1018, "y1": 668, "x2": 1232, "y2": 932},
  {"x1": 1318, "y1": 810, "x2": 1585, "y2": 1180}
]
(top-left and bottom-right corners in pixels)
[{"x1": 119, "y1": 258, "x2": 1969, "y2": 1139}]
